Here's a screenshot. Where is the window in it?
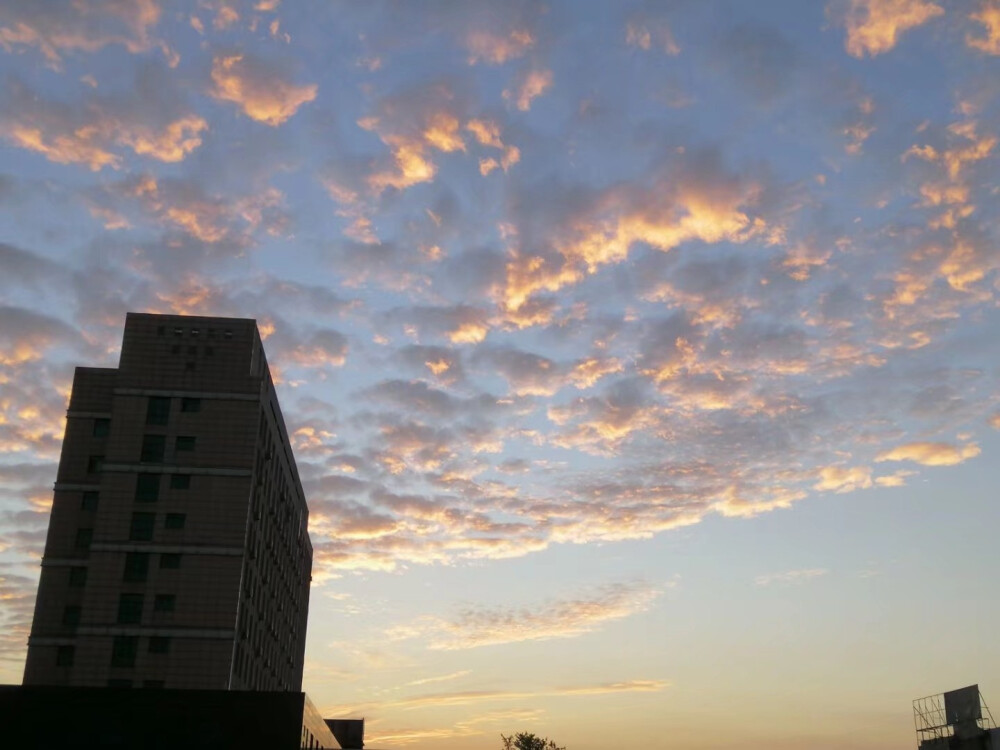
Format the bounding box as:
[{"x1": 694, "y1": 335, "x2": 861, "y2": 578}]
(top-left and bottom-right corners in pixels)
[
  {"x1": 56, "y1": 645, "x2": 74, "y2": 667},
  {"x1": 171, "y1": 344, "x2": 180, "y2": 355},
  {"x1": 184, "y1": 361, "x2": 196, "y2": 371},
  {"x1": 170, "y1": 474, "x2": 190, "y2": 490},
  {"x1": 157, "y1": 325, "x2": 165, "y2": 337},
  {"x1": 148, "y1": 636, "x2": 170, "y2": 654},
  {"x1": 111, "y1": 636, "x2": 138, "y2": 668},
  {"x1": 165, "y1": 513, "x2": 186, "y2": 530},
  {"x1": 74, "y1": 528, "x2": 93, "y2": 549},
  {"x1": 80, "y1": 491, "x2": 99, "y2": 511},
  {"x1": 146, "y1": 396, "x2": 171, "y2": 426},
  {"x1": 107, "y1": 678, "x2": 132, "y2": 688},
  {"x1": 129, "y1": 512, "x2": 155, "y2": 541},
  {"x1": 123, "y1": 552, "x2": 149, "y2": 582},
  {"x1": 159, "y1": 553, "x2": 181, "y2": 569},
  {"x1": 92, "y1": 418, "x2": 110, "y2": 438},
  {"x1": 181, "y1": 397, "x2": 201, "y2": 413},
  {"x1": 190, "y1": 328, "x2": 200, "y2": 337},
  {"x1": 224, "y1": 329, "x2": 233, "y2": 339},
  {"x1": 143, "y1": 680, "x2": 165, "y2": 689},
  {"x1": 204, "y1": 346, "x2": 214, "y2": 356},
  {"x1": 117, "y1": 594, "x2": 143, "y2": 624},
  {"x1": 153, "y1": 594, "x2": 175, "y2": 612},
  {"x1": 140, "y1": 435, "x2": 165, "y2": 463},
  {"x1": 86, "y1": 455, "x2": 103, "y2": 473},
  {"x1": 68, "y1": 566, "x2": 87, "y2": 587},
  {"x1": 175, "y1": 436, "x2": 196, "y2": 452},
  {"x1": 135, "y1": 473, "x2": 160, "y2": 502},
  {"x1": 62, "y1": 605, "x2": 81, "y2": 628}
]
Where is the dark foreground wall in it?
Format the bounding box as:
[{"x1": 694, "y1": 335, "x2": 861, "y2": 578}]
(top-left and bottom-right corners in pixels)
[{"x1": 0, "y1": 685, "x2": 339, "y2": 749}]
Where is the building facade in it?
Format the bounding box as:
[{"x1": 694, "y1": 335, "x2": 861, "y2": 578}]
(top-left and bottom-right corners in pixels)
[{"x1": 22, "y1": 313, "x2": 313, "y2": 692}]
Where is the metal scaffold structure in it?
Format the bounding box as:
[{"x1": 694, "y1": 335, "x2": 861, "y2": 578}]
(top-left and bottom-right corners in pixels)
[{"x1": 913, "y1": 685, "x2": 996, "y2": 749}]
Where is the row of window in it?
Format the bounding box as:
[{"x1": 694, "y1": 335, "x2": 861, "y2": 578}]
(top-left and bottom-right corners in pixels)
[
  {"x1": 157, "y1": 325, "x2": 233, "y2": 340},
  {"x1": 60, "y1": 592, "x2": 175, "y2": 631},
  {"x1": 54, "y1": 636, "x2": 172, "y2": 669},
  {"x1": 78, "y1": 474, "x2": 190, "y2": 512},
  {"x1": 141, "y1": 435, "x2": 196, "y2": 462},
  {"x1": 73, "y1": 512, "x2": 186, "y2": 550},
  {"x1": 146, "y1": 396, "x2": 201, "y2": 425}
]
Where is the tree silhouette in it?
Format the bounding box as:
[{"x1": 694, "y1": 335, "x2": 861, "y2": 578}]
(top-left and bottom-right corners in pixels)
[{"x1": 501, "y1": 732, "x2": 566, "y2": 750}]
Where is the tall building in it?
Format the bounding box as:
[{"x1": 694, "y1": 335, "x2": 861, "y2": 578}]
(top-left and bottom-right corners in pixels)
[{"x1": 22, "y1": 313, "x2": 313, "y2": 692}]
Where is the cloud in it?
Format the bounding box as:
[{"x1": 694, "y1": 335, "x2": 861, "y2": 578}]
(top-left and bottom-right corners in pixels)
[
  {"x1": 464, "y1": 28, "x2": 535, "y2": 65},
  {"x1": 814, "y1": 465, "x2": 873, "y2": 493},
  {"x1": 625, "y1": 19, "x2": 680, "y2": 55},
  {"x1": 755, "y1": 569, "x2": 828, "y2": 586},
  {"x1": 331, "y1": 678, "x2": 668, "y2": 717},
  {"x1": 504, "y1": 68, "x2": 553, "y2": 111},
  {"x1": 210, "y1": 53, "x2": 317, "y2": 126},
  {"x1": 967, "y1": 1, "x2": 1000, "y2": 54},
  {"x1": 1, "y1": 71, "x2": 207, "y2": 170},
  {"x1": 838, "y1": 0, "x2": 944, "y2": 58},
  {"x1": 388, "y1": 581, "x2": 662, "y2": 650},
  {"x1": 0, "y1": 0, "x2": 168, "y2": 66},
  {"x1": 875, "y1": 441, "x2": 981, "y2": 466}
]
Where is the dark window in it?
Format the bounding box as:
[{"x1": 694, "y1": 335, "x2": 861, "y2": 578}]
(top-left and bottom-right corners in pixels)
[
  {"x1": 68, "y1": 566, "x2": 87, "y2": 587},
  {"x1": 159, "y1": 553, "x2": 181, "y2": 569},
  {"x1": 187, "y1": 345, "x2": 197, "y2": 356},
  {"x1": 92, "y1": 418, "x2": 110, "y2": 437},
  {"x1": 184, "y1": 361, "x2": 196, "y2": 371},
  {"x1": 140, "y1": 435, "x2": 165, "y2": 463},
  {"x1": 123, "y1": 552, "x2": 149, "y2": 582},
  {"x1": 74, "y1": 528, "x2": 93, "y2": 549},
  {"x1": 175, "y1": 436, "x2": 196, "y2": 451},
  {"x1": 153, "y1": 594, "x2": 175, "y2": 612},
  {"x1": 62, "y1": 605, "x2": 81, "y2": 628},
  {"x1": 165, "y1": 513, "x2": 186, "y2": 530},
  {"x1": 56, "y1": 645, "x2": 74, "y2": 667},
  {"x1": 170, "y1": 474, "x2": 190, "y2": 490},
  {"x1": 207, "y1": 329, "x2": 216, "y2": 338},
  {"x1": 129, "y1": 512, "x2": 155, "y2": 541},
  {"x1": 148, "y1": 636, "x2": 170, "y2": 654},
  {"x1": 107, "y1": 679, "x2": 132, "y2": 688},
  {"x1": 181, "y1": 397, "x2": 201, "y2": 413},
  {"x1": 171, "y1": 344, "x2": 180, "y2": 355},
  {"x1": 146, "y1": 396, "x2": 171, "y2": 426},
  {"x1": 143, "y1": 680, "x2": 165, "y2": 689},
  {"x1": 80, "y1": 491, "x2": 99, "y2": 512},
  {"x1": 135, "y1": 473, "x2": 160, "y2": 502},
  {"x1": 111, "y1": 636, "x2": 138, "y2": 668},
  {"x1": 86, "y1": 455, "x2": 103, "y2": 473},
  {"x1": 204, "y1": 346, "x2": 214, "y2": 356},
  {"x1": 117, "y1": 594, "x2": 143, "y2": 624},
  {"x1": 157, "y1": 325, "x2": 165, "y2": 337}
]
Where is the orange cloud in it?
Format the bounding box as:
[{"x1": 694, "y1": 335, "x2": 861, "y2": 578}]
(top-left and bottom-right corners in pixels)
[
  {"x1": 875, "y1": 441, "x2": 981, "y2": 466},
  {"x1": 841, "y1": 0, "x2": 943, "y2": 58},
  {"x1": 814, "y1": 465, "x2": 872, "y2": 493},
  {"x1": 210, "y1": 54, "x2": 317, "y2": 126},
  {"x1": 0, "y1": 0, "x2": 165, "y2": 66},
  {"x1": 464, "y1": 28, "x2": 534, "y2": 65},
  {"x1": 967, "y1": 1, "x2": 1000, "y2": 53},
  {"x1": 389, "y1": 582, "x2": 662, "y2": 650},
  {"x1": 625, "y1": 21, "x2": 680, "y2": 55},
  {"x1": 504, "y1": 69, "x2": 553, "y2": 111}
]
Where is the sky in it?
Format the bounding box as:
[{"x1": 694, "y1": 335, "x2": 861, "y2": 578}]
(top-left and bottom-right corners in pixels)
[{"x1": 0, "y1": 0, "x2": 998, "y2": 747}]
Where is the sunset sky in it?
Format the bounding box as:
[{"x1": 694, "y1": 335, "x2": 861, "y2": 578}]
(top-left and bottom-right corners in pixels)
[{"x1": 1, "y1": 0, "x2": 999, "y2": 747}]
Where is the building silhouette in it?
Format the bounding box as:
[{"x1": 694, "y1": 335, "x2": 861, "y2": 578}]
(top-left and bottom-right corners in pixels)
[
  {"x1": 2, "y1": 314, "x2": 355, "y2": 749},
  {"x1": 22, "y1": 313, "x2": 312, "y2": 691}
]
